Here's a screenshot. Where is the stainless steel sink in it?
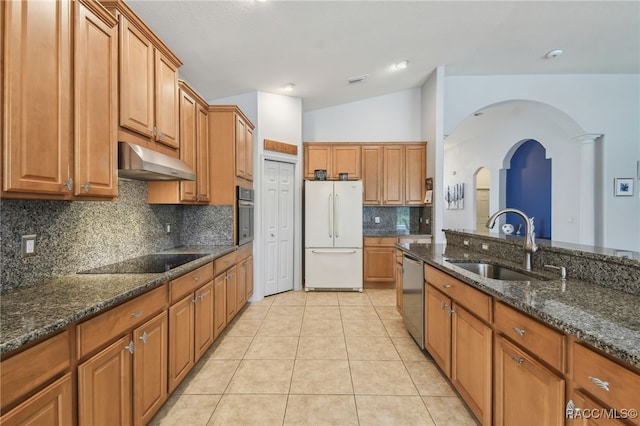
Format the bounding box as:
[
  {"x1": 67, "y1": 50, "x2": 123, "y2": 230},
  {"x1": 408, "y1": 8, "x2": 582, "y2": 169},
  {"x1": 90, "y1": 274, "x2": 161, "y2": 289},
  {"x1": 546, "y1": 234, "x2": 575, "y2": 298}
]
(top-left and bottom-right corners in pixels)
[{"x1": 446, "y1": 260, "x2": 542, "y2": 281}]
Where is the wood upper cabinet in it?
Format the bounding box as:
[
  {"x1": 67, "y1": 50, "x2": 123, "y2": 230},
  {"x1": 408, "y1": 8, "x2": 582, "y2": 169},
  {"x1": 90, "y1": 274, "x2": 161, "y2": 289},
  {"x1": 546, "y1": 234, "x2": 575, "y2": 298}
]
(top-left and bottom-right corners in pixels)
[
  {"x1": 208, "y1": 106, "x2": 255, "y2": 205},
  {"x1": 3, "y1": 0, "x2": 118, "y2": 200},
  {"x1": 404, "y1": 144, "x2": 426, "y2": 205},
  {"x1": 494, "y1": 335, "x2": 565, "y2": 426},
  {"x1": 147, "y1": 82, "x2": 210, "y2": 204},
  {"x1": 105, "y1": 0, "x2": 181, "y2": 157},
  {"x1": 362, "y1": 146, "x2": 383, "y2": 204},
  {"x1": 303, "y1": 144, "x2": 361, "y2": 180},
  {"x1": 383, "y1": 145, "x2": 404, "y2": 205}
]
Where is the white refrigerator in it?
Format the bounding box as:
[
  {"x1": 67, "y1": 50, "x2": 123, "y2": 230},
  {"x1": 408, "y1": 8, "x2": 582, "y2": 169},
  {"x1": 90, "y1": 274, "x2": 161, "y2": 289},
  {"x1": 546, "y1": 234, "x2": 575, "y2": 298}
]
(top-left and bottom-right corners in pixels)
[{"x1": 304, "y1": 180, "x2": 363, "y2": 291}]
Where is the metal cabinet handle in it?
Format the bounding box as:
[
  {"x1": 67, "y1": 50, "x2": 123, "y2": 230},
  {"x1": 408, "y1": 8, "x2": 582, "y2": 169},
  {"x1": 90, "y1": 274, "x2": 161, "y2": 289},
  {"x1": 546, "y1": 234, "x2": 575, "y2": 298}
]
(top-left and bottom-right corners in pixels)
[
  {"x1": 193, "y1": 297, "x2": 199, "y2": 305},
  {"x1": 131, "y1": 311, "x2": 142, "y2": 318},
  {"x1": 511, "y1": 356, "x2": 524, "y2": 364},
  {"x1": 63, "y1": 178, "x2": 73, "y2": 191},
  {"x1": 589, "y1": 376, "x2": 610, "y2": 392},
  {"x1": 440, "y1": 301, "x2": 447, "y2": 310},
  {"x1": 512, "y1": 327, "x2": 526, "y2": 336},
  {"x1": 139, "y1": 332, "x2": 148, "y2": 344},
  {"x1": 82, "y1": 182, "x2": 91, "y2": 192},
  {"x1": 199, "y1": 294, "x2": 205, "y2": 301},
  {"x1": 447, "y1": 307, "x2": 455, "y2": 317},
  {"x1": 125, "y1": 341, "x2": 135, "y2": 354},
  {"x1": 152, "y1": 127, "x2": 158, "y2": 137},
  {"x1": 443, "y1": 284, "x2": 451, "y2": 289},
  {"x1": 194, "y1": 276, "x2": 201, "y2": 282}
]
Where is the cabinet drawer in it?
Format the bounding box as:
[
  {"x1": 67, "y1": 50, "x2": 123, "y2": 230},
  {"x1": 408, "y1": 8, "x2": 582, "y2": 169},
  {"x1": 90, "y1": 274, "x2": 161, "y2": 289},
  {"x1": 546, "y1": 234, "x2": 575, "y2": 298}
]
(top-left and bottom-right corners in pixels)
[
  {"x1": 572, "y1": 342, "x2": 640, "y2": 413},
  {"x1": 1, "y1": 330, "x2": 71, "y2": 410},
  {"x1": 214, "y1": 252, "x2": 237, "y2": 275},
  {"x1": 236, "y1": 244, "x2": 252, "y2": 261},
  {"x1": 364, "y1": 237, "x2": 397, "y2": 247},
  {"x1": 170, "y1": 262, "x2": 214, "y2": 304},
  {"x1": 425, "y1": 265, "x2": 492, "y2": 323},
  {"x1": 398, "y1": 237, "x2": 431, "y2": 244},
  {"x1": 77, "y1": 284, "x2": 168, "y2": 359},
  {"x1": 494, "y1": 301, "x2": 564, "y2": 372}
]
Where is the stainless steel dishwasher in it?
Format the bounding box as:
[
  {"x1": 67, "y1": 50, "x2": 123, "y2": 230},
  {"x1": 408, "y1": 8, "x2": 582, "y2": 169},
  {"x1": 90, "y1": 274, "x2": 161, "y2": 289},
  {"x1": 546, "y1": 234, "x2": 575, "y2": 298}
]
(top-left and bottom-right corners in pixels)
[{"x1": 402, "y1": 253, "x2": 424, "y2": 349}]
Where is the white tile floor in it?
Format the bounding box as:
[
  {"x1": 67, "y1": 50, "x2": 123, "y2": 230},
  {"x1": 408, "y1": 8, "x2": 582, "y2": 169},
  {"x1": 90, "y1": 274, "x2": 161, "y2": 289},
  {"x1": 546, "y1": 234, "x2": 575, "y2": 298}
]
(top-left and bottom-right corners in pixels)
[{"x1": 150, "y1": 289, "x2": 478, "y2": 426}]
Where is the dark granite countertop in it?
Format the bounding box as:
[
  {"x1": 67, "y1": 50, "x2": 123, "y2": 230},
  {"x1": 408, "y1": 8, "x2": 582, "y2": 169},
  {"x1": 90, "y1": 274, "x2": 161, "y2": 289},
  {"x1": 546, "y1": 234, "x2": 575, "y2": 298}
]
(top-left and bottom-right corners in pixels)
[
  {"x1": 0, "y1": 245, "x2": 235, "y2": 355},
  {"x1": 397, "y1": 243, "x2": 640, "y2": 369},
  {"x1": 363, "y1": 230, "x2": 432, "y2": 238}
]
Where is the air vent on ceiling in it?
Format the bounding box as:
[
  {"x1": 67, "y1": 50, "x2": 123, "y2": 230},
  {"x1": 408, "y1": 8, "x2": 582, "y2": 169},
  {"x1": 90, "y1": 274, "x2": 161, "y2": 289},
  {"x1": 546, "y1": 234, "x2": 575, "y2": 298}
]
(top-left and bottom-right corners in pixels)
[{"x1": 348, "y1": 74, "x2": 368, "y2": 85}]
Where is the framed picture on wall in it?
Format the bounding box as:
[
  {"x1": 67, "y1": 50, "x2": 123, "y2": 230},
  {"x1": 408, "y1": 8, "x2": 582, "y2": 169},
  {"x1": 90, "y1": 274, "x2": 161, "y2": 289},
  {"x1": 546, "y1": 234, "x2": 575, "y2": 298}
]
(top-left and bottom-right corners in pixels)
[{"x1": 614, "y1": 178, "x2": 634, "y2": 196}]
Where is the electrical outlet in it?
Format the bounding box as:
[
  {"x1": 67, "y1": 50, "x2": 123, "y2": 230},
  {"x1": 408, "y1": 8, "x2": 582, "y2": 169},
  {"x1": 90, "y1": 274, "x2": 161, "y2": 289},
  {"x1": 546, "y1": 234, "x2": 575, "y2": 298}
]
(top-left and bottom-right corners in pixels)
[
  {"x1": 22, "y1": 235, "x2": 36, "y2": 257},
  {"x1": 165, "y1": 223, "x2": 171, "y2": 234},
  {"x1": 425, "y1": 218, "x2": 430, "y2": 225},
  {"x1": 482, "y1": 243, "x2": 489, "y2": 250},
  {"x1": 463, "y1": 240, "x2": 469, "y2": 246},
  {"x1": 374, "y1": 217, "x2": 380, "y2": 224}
]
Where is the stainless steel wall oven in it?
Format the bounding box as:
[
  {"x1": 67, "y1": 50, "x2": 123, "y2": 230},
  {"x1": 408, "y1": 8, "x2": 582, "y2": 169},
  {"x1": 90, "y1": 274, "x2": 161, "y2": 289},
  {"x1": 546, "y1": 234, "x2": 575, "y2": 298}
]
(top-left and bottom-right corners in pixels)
[{"x1": 237, "y1": 186, "x2": 254, "y2": 246}]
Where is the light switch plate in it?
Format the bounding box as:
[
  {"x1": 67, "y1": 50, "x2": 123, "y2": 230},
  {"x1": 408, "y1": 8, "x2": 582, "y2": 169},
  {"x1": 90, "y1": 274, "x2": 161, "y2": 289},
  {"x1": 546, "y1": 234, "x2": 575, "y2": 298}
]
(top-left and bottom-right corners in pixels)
[{"x1": 22, "y1": 235, "x2": 36, "y2": 257}]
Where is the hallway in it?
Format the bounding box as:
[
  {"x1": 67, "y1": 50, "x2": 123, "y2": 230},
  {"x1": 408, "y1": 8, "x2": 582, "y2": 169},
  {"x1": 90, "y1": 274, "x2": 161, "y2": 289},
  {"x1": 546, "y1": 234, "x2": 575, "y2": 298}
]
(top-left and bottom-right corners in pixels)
[{"x1": 150, "y1": 289, "x2": 477, "y2": 425}]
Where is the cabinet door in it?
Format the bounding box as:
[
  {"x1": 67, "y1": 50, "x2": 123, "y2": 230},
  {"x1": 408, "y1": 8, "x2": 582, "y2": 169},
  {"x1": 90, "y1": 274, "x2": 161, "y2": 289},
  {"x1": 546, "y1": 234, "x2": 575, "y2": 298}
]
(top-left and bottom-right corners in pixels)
[
  {"x1": 178, "y1": 89, "x2": 197, "y2": 201},
  {"x1": 236, "y1": 259, "x2": 247, "y2": 312},
  {"x1": 451, "y1": 304, "x2": 492, "y2": 425},
  {"x1": 332, "y1": 146, "x2": 361, "y2": 179},
  {"x1": 304, "y1": 145, "x2": 332, "y2": 179},
  {"x1": 383, "y1": 146, "x2": 403, "y2": 205},
  {"x1": 74, "y1": 1, "x2": 118, "y2": 198},
  {"x1": 363, "y1": 247, "x2": 396, "y2": 282},
  {"x1": 119, "y1": 16, "x2": 154, "y2": 138},
  {"x1": 405, "y1": 144, "x2": 426, "y2": 205},
  {"x1": 154, "y1": 51, "x2": 179, "y2": 149},
  {"x1": 168, "y1": 295, "x2": 194, "y2": 393},
  {"x1": 195, "y1": 281, "x2": 215, "y2": 361},
  {"x1": 226, "y1": 267, "x2": 238, "y2": 323},
  {"x1": 424, "y1": 284, "x2": 452, "y2": 376},
  {"x1": 78, "y1": 335, "x2": 133, "y2": 426},
  {"x1": 133, "y1": 311, "x2": 168, "y2": 426},
  {"x1": 245, "y1": 126, "x2": 254, "y2": 181},
  {"x1": 568, "y1": 389, "x2": 627, "y2": 426},
  {"x1": 235, "y1": 116, "x2": 247, "y2": 178},
  {"x1": 494, "y1": 335, "x2": 565, "y2": 426},
  {"x1": 0, "y1": 373, "x2": 73, "y2": 426},
  {"x1": 196, "y1": 105, "x2": 210, "y2": 202},
  {"x1": 3, "y1": 0, "x2": 72, "y2": 195},
  {"x1": 361, "y1": 146, "x2": 383, "y2": 205},
  {"x1": 213, "y1": 273, "x2": 227, "y2": 339},
  {"x1": 395, "y1": 255, "x2": 403, "y2": 314},
  {"x1": 245, "y1": 255, "x2": 254, "y2": 300}
]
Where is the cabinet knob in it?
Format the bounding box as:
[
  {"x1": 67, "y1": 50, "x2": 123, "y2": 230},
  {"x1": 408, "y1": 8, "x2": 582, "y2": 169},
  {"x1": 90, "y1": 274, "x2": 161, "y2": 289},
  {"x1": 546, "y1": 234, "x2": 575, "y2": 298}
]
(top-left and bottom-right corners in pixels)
[
  {"x1": 125, "y1": 340, "x2": 135, "y2": 354},
  {"x1": 443, "y1": 284, "x2": 451, "y2": 289},
  {"x1": 193, "y1": 297, "x2": 199, "y2": 305},
  {"x1": 131, "y1": 311, "x2": 142, "y2": 318},
  {"x1": 440, "y1": 301, "x2": 447, "y2": 310},
  {"x1": 512, "y1": 327, "x2": 526, "y2": 336},
  {"x1": 139, "y1": 332, "x2": 148, "y2": 344},
  {"x1": 63, "y1": 178, "x2": 73, "y2": 191},
  {"x1": 82, "y1": 182, "x2": 91, "y2": 192},
  {"x1": 199, "y1": 294, "x2": 205, "y2": 301},
  {"x1": 511, "y1": 356, "x2": 524, "y2": 364},
  {"x1": 194, "y1": 276, "x2": 201, "y2": 282},
  {"x1": 589, "y1": 376, "x2": 610, "y2": 392},
  {"x1": 447, "y1": 307, "x2": 455, "y2": 317}
]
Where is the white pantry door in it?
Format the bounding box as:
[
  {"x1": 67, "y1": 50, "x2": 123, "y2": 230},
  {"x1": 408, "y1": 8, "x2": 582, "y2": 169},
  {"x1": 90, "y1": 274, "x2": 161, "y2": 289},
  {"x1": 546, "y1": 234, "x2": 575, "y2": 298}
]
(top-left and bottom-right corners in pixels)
[{"x1": 263, "y1": 160, "x2": 295, "y2": 296}]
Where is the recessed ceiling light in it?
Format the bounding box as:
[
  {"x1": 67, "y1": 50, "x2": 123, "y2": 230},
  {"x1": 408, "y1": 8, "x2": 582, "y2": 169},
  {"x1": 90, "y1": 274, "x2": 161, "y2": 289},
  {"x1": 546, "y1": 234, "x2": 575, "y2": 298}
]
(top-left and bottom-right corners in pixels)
[
  {"x1": 282, "y1": 83, "x2": 295, "y2": 92},
  {"x1": 392, "y1": 60, "x2": 409, "y2": 71},
  {"x1": 545, "y1": 49, "x2": 563, "y2": 59}
]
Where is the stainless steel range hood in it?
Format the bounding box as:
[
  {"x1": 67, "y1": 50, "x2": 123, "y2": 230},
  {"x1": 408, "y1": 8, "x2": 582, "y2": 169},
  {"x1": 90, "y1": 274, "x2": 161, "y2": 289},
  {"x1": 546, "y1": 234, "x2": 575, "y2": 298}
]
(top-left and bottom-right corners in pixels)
[{"x1": 118, "y1": 142, "x2": 196, "y2": 181}]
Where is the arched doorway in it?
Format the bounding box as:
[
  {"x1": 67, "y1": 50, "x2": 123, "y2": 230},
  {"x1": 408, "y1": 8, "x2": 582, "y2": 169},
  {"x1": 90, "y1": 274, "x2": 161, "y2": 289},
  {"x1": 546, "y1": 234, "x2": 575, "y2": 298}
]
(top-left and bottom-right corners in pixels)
[
  {"x1": 475, "y1": 167, "x2": 491, "y2": 232},
  {"x1": 505, "y1": 140, "x2": 551, "y2": 239}
]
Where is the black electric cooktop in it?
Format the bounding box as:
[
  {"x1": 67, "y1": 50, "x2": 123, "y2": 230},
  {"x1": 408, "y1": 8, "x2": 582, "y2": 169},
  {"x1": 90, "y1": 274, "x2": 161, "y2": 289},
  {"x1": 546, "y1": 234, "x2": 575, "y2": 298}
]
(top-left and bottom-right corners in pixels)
[{"x1": 79, "y1": 253, "x2": 207, "y2": 274}]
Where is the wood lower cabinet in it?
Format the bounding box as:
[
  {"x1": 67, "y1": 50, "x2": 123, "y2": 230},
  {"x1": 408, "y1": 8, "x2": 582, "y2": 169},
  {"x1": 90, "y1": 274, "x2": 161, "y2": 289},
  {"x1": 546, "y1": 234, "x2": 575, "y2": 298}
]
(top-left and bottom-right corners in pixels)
[
  {"x1": 451, "y1": 303, "x2": 492, "y2": 425},
  {"x1": 567, "y1": 389, "x2": 629, "y2": 426},
  {"x1": 395, "y1": 249, "x2": 403, "y2": 314},
  {"x1": 213, "y1": 272, "x2": 228, "y2": 338},
  {"x1": 78, "y1": 311, "x2": 168, "y2": 426},
  {"x1": 494, "y1": 335, "x2": 565, "y2": 426},
  {"x1": 363, "y1": 237, "x2": 396, "y2": 288},
  {"x1": 168, "y1": 295, "x2": 195, "y2": 393},
  {"x1": 78, "y1": 335, "x2": 133, "y2": 426},
  {"x1": 424, "y1": 284, "x2": 452, "y2": 376},
  {"x1": 0, "y1": 373, "x2": 73, "y2": 426},
  {"x1": 225, "y1": 266, "x2": 238, "y2": 323}
]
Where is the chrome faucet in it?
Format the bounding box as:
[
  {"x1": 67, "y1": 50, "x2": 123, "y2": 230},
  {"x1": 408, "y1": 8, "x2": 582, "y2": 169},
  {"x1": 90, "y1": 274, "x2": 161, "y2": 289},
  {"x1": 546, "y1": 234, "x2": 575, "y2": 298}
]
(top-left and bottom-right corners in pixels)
[{"x1": 486, "y1": 208, "x2": 538, "y2": 270}]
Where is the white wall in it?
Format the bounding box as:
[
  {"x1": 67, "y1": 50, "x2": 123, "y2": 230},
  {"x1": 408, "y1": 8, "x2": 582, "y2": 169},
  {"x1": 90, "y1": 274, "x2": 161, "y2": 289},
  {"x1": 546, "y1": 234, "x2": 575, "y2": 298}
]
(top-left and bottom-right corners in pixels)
[
  {"x1": 210, "y1": 91, "x2": 303, "y2": 301},
  {"x1": 443, "y1": 74, "x2": 640, "y2": 251},
  {"x1": 302, "y1": 89, "x2": 422, "y2": 142}
]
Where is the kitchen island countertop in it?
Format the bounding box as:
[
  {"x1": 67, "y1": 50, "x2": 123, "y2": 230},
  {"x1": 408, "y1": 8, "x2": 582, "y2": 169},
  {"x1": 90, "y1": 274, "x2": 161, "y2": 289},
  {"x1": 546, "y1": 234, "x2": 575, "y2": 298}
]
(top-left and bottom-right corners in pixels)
[
  {"x1": 397, "y1": 243, "x2": 640, "y2": 369},
  {"x1": 0, "y1": 245, "x2": 236, "y2": 355}
]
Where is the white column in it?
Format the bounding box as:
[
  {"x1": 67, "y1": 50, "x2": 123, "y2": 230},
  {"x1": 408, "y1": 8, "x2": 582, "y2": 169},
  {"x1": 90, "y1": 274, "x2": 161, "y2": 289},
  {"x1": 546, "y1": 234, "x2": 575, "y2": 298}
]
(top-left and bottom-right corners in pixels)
[{"x1": 575, "y1": 134, "x2": 603, "y2": 246}]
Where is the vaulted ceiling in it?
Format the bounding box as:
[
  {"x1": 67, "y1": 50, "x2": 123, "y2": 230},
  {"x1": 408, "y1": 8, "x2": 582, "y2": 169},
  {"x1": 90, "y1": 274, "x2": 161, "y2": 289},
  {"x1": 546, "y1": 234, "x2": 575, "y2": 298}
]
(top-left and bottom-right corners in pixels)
[{"x1": 128, "y1": 1, "x2": 640, "y2": 111}]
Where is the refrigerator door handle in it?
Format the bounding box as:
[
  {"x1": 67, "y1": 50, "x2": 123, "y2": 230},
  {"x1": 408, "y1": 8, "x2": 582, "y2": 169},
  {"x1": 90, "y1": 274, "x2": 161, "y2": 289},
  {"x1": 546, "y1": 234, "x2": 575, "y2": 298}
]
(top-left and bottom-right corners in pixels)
[
  {"x1": 328, "y1": 193, "x2": 333, "y2": 238},
  {"x1": 311, "y1": 250, "x2": 357, "y2": 254},
  {"x1": 334, "y1": 193, "x2": 339, "y2": 238}
]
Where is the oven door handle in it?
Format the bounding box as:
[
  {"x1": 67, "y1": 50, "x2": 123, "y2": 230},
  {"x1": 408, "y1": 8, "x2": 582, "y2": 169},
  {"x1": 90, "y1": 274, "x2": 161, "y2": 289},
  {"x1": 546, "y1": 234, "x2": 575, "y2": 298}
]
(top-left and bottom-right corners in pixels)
[{"x1": 238, "y1": 200, "x2": 254, "y2": 207}]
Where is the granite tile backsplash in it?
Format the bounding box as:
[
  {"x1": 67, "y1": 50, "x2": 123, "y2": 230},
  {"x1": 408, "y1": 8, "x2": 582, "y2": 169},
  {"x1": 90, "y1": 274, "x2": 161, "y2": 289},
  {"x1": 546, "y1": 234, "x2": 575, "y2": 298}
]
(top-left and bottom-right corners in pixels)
[
  {"x1": 0, "y1": 179, "x2": 233, "y2": 292},
  {"x1": 362, "y1": 206, "x2": 431, "y2": 235}
]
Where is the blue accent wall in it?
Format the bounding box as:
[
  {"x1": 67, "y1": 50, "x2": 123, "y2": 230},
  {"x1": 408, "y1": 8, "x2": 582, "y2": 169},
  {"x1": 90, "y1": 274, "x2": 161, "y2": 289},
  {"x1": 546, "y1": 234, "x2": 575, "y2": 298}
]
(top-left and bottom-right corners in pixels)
[{"x1": 506, "y1": 140, "x2": 552, "y2": 239}]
